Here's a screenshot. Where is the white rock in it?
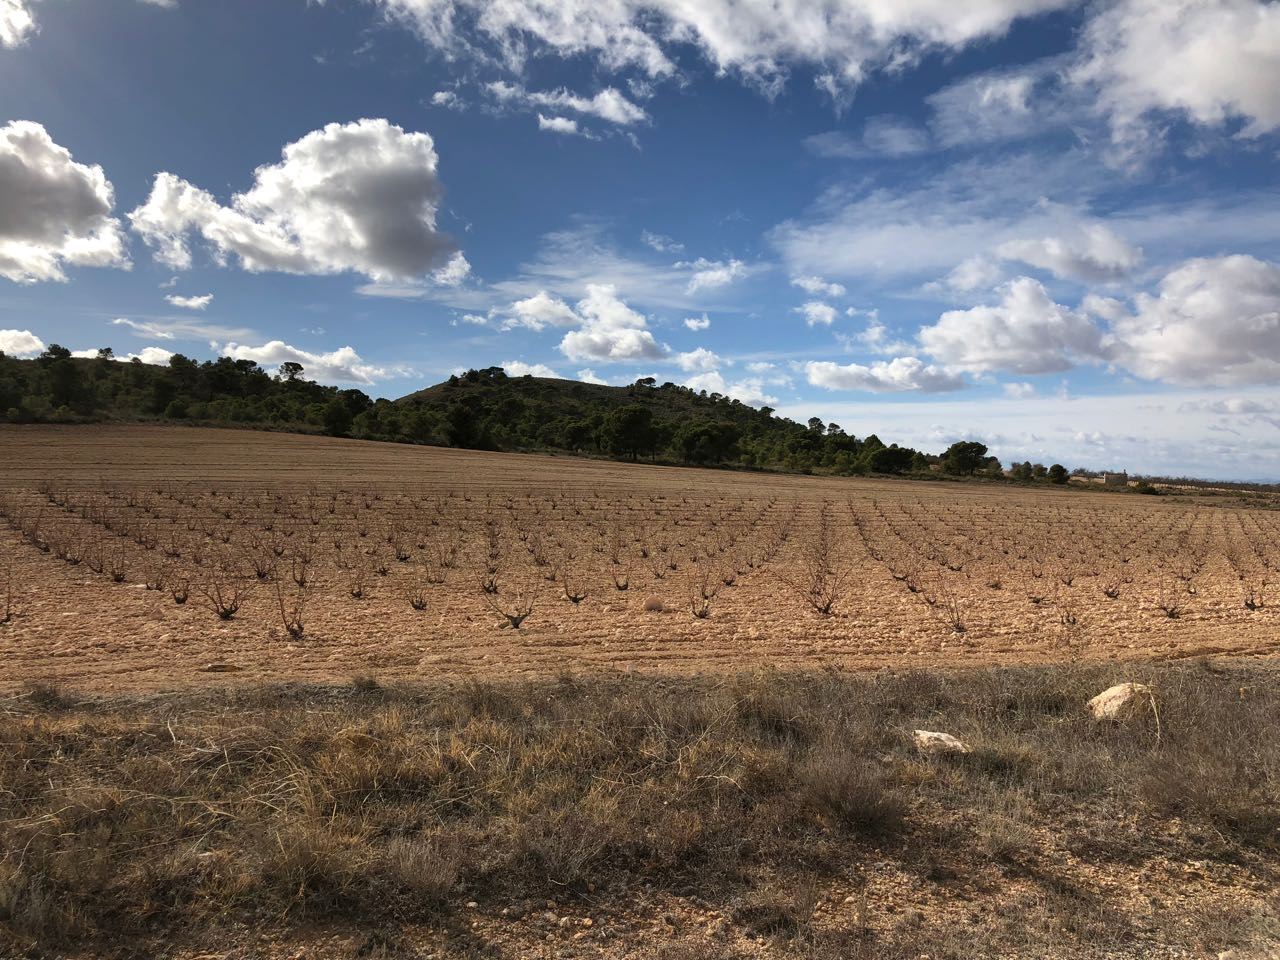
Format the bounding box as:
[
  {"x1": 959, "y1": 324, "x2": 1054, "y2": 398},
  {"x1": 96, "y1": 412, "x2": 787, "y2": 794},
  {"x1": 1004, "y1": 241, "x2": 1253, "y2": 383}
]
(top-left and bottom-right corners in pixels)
[
  {"x1": 912, "y1": 729, "x2": 971, "y2": 754},
  {"x1": 1088, "y1": 682, "x2": 1153, "y2": 720}
]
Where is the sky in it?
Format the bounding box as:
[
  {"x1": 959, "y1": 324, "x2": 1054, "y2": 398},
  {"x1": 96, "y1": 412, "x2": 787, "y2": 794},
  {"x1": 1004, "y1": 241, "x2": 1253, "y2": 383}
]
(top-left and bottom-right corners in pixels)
[{"x1": 1, "y1": 0, "x2": 1278, "y2": 479}]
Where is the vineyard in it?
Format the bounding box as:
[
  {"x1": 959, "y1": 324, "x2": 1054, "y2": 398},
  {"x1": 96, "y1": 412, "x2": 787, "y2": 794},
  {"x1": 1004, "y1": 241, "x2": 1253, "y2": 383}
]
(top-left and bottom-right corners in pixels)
[{"x1": 2, "y1": 426, "x2": 1278, "y2": 691}]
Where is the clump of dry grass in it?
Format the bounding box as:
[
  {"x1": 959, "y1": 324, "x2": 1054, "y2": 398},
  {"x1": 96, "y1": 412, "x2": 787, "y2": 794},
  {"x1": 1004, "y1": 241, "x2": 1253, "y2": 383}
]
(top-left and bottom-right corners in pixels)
[{"x1": 0, "y1": 662, "x2": 1276, "y2": 956}]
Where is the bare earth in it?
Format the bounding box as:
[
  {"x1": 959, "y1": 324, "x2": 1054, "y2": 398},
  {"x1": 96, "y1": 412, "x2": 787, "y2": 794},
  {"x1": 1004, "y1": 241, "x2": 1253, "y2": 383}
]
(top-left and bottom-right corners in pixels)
[{"x1": 3, "y1": 424, "x2": 1279, "y2": 693}]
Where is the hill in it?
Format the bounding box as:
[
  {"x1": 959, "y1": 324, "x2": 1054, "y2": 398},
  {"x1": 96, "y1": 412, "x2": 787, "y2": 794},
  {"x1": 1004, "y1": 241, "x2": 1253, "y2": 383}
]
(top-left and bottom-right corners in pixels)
[{"x1": 393, "y1": 365, "x2": 941, "y2": 474}]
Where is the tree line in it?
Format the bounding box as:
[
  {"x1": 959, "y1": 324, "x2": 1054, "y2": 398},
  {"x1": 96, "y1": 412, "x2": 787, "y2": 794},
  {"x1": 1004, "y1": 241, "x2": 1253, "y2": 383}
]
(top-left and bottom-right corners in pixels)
[{"x1": 1, "y1": 351, "x2": 1075, "y2": 482}]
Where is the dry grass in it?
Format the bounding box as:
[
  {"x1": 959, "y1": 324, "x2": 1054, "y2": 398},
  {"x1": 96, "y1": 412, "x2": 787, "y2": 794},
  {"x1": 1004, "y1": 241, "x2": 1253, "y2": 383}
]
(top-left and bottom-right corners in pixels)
[{"x1": 0, "y1": 661, "x2": 1277, "y2": 957}]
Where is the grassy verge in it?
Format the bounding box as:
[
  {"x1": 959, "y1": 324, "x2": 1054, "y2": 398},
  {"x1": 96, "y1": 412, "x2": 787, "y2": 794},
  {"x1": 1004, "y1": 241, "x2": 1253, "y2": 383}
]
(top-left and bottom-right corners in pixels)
[{"x1": 2, "y1": 661, "x2": 1277, "y2": 958}]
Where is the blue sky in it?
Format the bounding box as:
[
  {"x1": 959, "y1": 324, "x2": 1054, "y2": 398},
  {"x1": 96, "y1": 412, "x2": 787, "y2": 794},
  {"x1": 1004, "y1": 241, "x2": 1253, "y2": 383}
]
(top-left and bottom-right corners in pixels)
[{"x1": 1, "y1": 0, "x2": 1279, "y2": 478}]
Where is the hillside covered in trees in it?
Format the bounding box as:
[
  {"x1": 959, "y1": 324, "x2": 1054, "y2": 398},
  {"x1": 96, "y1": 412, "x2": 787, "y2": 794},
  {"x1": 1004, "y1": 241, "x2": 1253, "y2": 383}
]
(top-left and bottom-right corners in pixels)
[{"x1": 1, "y1": 348, "x2": 1019, "y2": 477}]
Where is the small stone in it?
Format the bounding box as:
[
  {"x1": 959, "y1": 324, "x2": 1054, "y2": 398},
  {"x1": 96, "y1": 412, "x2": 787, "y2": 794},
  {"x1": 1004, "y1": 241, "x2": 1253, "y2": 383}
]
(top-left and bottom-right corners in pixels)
[
  {"x1": 1088, "y1": 682, "x2": 1153, "y2": 720},
  {"x1": 466, "y1": 900, "x2": 478, "y2": 909},
  {"x1": 913, "y1": 729, "x2": 971, "y2": 755},
  {"x1": 643, "y1": 595, "x2": 665, "y2": 613},
  {"x1": 580, "y1": 918, "x2": 594, "y2": 928}
]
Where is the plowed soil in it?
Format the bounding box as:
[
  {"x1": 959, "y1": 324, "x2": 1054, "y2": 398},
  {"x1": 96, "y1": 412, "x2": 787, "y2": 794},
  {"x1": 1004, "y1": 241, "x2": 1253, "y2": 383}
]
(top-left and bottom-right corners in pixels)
[{"x1": 3, "y1": 424, "x2": 1279, "y2": 693}]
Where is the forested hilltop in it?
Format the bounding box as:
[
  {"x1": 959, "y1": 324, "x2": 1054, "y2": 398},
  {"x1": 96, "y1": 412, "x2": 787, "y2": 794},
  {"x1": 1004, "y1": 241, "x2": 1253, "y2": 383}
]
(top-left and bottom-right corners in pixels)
[{"x1": 1, "y1": 347, "x2": 1026, "y2": 478}]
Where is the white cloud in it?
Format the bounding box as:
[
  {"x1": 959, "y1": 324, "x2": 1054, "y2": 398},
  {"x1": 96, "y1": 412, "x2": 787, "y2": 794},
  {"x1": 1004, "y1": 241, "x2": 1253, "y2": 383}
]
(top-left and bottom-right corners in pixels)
[
  {"x1": 0, "y1": 328, "x2": 44, "y2": 357},
  {"x1": 577, "y1": 368, "x2": 608, "y2": 384},
  {"x1": 851, "y1": 315, "x2": 913, "y2": 355},
  {"x1": 0, "y1": 121, "x2": 129, "y2": 283},
  {"x1": 683, "y1": 370, "x2": 776, "y2": 406},
  {"x1": 504, "y1": 290, "x2": 580, "y2": 330},
  {"x1": 111, "y1": 316, "x2": 253, "y2": 343},
  {"x1": 0, "y1": 0, "x2": 35, "y2": 48},
  {"x1": 920, "y1": 277, "x2": 1104, "y2": 375},
  {"x1": 490, "y1": 81, "x2": 648, "y2": 126},
  {"x1": 927, "y1": 65, "x2": 1051, "y2": 147},
  {"x1": 430, "y1": 90, "x2": 465, "y2": 110},
  {"x1": 674, "y1": 347, "x2": 722, "y2": 372},
  {"x1": 1107, "y1": 255, "x2": 1280, "y2": 387},
  {"x1": 932, "y1": 255, "x2": 1004, "y2": 295},
  {"x1": 790, "y1": 274, "x2": 846, "y2": 298},
  {"x1": 129, "y1": 118, "x2": 456, "y2": 283},
  {"x1": 538, "y1": 114, "x2": 582, "y2": 135},
  {"x1": 559, "y1": 283, "x2": 668, "y2": 362},
  {"x1": 998, "y1": 221, "x2": 1142, "y2": 283},
  {"x1": 1081, "y1": 293, "x2": 1127, "y2": 323},
  {"x1": 502, "y1": 360, "x2": 562, "y2": 378},
  {"x1": 745, "y1": 361, "x2": 774, "y2": 373},
  {"x1": 804, "y1": 115, "x2": 931, "y2": 158},
  {"x1": 431, "y1": 252, "x2": 471, "y2": 286},
  {"x1": 1003, "y1": 381, "x2": 1036, "y2": 398},
  {"x1": 771, "y1": 153, "x2": 1081, "y2": 285},
  {"x1": 1074, "y1": 0, "x2": 1280, "y2": 141},
  {"x1": 642, "y1": 231, "x2": 683, "y2": 253},
  {"x1": 679, "y1": 257, "x2": 747, "y2": 294},
  {"x1": 129, "y1": 346, "x2": 176, "y2": 365},
  {"x1": 796, "y1": 300, "x2": 837, "y2": 327},
  {"x1": 71, "y1": 345, "x2": 175, "y2": 365},
  {"x1": 377, "y1": 0, "x2": 1072, "y2": 94},
  {"x1": 806, "y1": 357, "x2": 964, "y2": 393},
  {"x1": 782, "y1": 388, "x2": 1280, "y2": 480},
  {"x1": 165, "y1": 293, "x2": 213, "y2": 310},
  {"x1": 683, "y1": 313, "x2": 711, "y2": 331},
  {"x1": 487, "y1": 222, "x2": 714, "y2": 312},
  {"x1": 221, "y1": 340, "x2": 403, "y2": 385}
]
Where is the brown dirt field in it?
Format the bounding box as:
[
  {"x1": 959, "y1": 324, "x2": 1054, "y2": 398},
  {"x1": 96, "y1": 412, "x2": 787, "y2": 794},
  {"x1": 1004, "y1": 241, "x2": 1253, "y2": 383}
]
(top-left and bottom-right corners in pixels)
[{"x1": 3, "y1": 423, "x2": 1280, "y2": 693}]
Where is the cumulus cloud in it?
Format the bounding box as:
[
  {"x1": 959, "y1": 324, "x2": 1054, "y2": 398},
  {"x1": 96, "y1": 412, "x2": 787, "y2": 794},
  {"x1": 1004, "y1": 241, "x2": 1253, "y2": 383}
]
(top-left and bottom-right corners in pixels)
[
  {"x1": 0, "y1": 121, "x2": 129, "y2": 283},
  {"x1": 376, "y1": 0, "x2": 1072, "y2": 94},
  {"x1": 1003, "y1": 381, "x2": 1036, "y2": 398},
  {"x1": 220, "y1": 340, "x2": 404, "y2": 385},
  {"x1": 1107, "y1": 255, "x2": 1280, "y2": 386},
  {"x1": 558, "y1": 283, "x2": 668, "y2": 362},
  {"x1": 165, "y1": 293, "x2": 213, "y2": 310},
  {"x1": 796, "y1": 301, "x2": 837, "y2": 327},
  {"x1": 430, "y1": 90, "x2": 465, "y2": 110},
  {"x1": 920, "y1": 277, "x2": 1104, "y2": 375},
  {"x1": 489, "y1": 81, "x2": 648, "y2": 125},
  {"x1": 684, "y1": 313, "x2": 711, "y2": 331},
  {"x1": 805, "y1": 357, "x2": 964, "y2": 393},
  {"x1": 129, "y1": 119, "x2": 456, "y2": 283},
  {"x1": 683, "y1": 370, "x2": 776, "y2": 406},
  {"x1": 577, "y1": 368, "x2": 608, "y2": 385},
  {"x1": 431, "y1": 252, "x2": 471, "y2": 286},
  {"x1": 791, "y1": 274, "x2": 846, "y2": 298},
  {"x1": 998, "y1": 222, "x2": 1142, "y2": 283},
  {"x1": 128, "y1": 346, "x2": 176, "y2": 365},
  {"x1": 931, "y1": 255, "x2": 1004, "y2": 295},
  {"x1": 502, "y1": 360, "x2": 562, "y2": 378},
  {"x1": 537, "y1": 114, "x2": 583, "y2": 136},
  {"x1": 504, "y1": 290, "x2": 580, "y2": 330},
  {"x1": 0, "y1": 328, "x2": 45, "y2": 356},
  {"x1": 0, "y1": 0, "x2": 35, "y2": 48},
  {"x1": 674, "y1": 347, "x2": 722, "y2": 372},
  {"x1": 1074, "y1": 0, "x2": 1280, "y2": 140},
  {"x1": 850, "y1": 314, "x2": 913, "y2": 355},
  {"x1": 679, "y1": 257, "x2": 747, "y2": 294}
]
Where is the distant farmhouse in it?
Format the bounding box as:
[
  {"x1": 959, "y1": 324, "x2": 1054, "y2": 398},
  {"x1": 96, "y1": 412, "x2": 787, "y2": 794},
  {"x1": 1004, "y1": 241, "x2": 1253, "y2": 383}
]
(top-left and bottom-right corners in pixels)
[{"x1": 1102, "y1": 471, "x2": 1129, "y2": 488}]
